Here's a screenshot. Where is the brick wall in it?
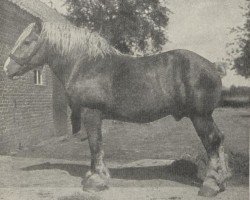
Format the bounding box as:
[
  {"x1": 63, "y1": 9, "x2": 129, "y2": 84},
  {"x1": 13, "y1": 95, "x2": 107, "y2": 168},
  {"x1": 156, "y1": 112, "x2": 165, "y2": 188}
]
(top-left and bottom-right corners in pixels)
[
  {"x1": 0, "y1": 0, "x2": 73, "y2": 154},
  {"x1": 0, "y1": 66, "x2": 57, "y2": 153}
]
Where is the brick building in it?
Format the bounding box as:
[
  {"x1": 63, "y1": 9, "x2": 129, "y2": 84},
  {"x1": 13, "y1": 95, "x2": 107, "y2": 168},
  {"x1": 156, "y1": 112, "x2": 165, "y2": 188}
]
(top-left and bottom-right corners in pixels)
[{"x1": 0, "y1": 0, "x2": 71, "y2": 153}]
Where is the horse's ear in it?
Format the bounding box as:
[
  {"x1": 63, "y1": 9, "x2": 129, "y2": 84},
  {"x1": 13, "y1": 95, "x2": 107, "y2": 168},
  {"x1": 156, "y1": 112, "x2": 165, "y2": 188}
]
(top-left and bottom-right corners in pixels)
[{"x1": 34, "y1": 19, "x2": 42, "y2": 33}]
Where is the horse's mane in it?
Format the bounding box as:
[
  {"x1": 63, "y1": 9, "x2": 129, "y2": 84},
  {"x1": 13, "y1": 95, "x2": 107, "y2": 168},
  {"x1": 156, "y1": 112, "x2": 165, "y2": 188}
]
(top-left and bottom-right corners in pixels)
[{"x1": 40, "y1": 22, "x2": 121, "y2": 61}]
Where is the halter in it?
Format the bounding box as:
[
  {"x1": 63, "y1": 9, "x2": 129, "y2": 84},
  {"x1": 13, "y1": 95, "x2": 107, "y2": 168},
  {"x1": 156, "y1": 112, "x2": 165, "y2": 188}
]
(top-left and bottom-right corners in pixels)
[
  {"x1": 9, "y1": 38, "x2": 43, "y2": 67},
  {"x1": 9, "y1": 53, "x2": 32, "y2": 66}
]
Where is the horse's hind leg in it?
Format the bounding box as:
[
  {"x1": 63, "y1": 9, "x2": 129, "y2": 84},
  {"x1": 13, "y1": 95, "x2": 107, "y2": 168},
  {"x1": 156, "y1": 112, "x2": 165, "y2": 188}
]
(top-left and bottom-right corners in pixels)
[
  {"x1": 191, "y1": 114, "x2": 231, "y2": 197},
  {"x1": 81, "y1": 108, "x2": 110, "y2": 191}
]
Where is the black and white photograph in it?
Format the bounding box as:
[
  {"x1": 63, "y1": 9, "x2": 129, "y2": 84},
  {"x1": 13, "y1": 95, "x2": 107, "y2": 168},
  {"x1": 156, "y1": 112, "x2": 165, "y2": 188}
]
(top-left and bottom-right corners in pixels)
[{"x1": 0, "y1": 0, "x2": 249, "y2": 199}]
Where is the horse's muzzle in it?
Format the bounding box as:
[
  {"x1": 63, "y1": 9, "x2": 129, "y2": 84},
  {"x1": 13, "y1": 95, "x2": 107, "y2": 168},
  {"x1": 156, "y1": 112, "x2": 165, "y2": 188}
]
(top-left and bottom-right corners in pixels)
[{"x1": 3, "y1": 57, "x2": 22, "y2": 79}]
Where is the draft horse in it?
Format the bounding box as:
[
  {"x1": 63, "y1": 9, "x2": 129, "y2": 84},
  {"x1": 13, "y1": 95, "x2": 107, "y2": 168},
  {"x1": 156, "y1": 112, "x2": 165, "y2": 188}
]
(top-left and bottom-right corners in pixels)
[{"x1": 4, "y1": 21, "x2": 231, "y2": 197}]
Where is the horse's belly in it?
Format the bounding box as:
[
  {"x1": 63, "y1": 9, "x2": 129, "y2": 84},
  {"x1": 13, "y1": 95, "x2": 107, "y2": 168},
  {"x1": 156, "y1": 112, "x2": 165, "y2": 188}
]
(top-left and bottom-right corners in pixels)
[
  {"x1": 109, "y1": 61, "x2": 184, "y2": 122},
  {"x1": 110, "y1": 83, "x2": 177, "y2": 123},
  {"x1": 107, "y1": 104, "x2": 174, "y2": 123}
]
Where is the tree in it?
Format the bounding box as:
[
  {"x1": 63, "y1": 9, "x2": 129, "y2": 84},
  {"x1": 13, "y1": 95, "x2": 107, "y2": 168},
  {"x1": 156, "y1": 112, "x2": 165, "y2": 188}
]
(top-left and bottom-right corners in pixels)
[
  {"x1": 228, "y1": 0, "x2": 250, "y2": 78},
  {"x1": 64, "y1": 0, "x2": 170, "y2": 54}
]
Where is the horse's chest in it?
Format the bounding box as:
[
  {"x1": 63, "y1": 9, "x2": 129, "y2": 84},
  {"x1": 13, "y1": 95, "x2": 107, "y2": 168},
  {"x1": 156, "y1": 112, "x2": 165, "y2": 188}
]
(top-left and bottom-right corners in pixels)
[{"x1": 68, "y1": 77, "x2": 110, "y2": 105}]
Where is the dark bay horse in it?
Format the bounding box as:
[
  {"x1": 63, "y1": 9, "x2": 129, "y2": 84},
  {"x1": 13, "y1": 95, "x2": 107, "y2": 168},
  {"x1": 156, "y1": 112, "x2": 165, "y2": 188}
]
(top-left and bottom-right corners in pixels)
[{"x1": 4, "y1": 21, "x2": 231, "y2": 197}]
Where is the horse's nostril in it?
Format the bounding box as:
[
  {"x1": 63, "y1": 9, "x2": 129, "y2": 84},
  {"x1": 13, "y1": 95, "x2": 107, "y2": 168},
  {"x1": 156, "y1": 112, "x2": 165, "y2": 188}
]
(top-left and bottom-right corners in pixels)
[
  {"x1": 3, "y1": 68, "x2": 9, "y2": 75},
  {"x1": 3, "y1": 66, "x2": 7, "y2": 73}
]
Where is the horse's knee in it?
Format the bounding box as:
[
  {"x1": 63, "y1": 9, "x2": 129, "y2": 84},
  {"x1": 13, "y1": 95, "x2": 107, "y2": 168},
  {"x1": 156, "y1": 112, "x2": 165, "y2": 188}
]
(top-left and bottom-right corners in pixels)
[{"x1": 82, "y1": 108, "x2": 102, "y2": 131}]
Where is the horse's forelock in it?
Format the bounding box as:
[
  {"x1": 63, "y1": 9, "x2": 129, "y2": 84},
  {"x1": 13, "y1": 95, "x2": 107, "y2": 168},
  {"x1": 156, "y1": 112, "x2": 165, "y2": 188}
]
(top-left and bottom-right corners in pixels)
[{"x1": 40, "y1": 22, "x2": 120, "y2": 61}]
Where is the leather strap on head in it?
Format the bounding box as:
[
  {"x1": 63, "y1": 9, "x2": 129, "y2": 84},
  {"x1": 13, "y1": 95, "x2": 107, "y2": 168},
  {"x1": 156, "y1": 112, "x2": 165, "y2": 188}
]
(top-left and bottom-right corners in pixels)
[
  {"x1": 9, "y1": 53, "x2": 31, "y2": 66},
  {"x1": 9, "y1": 40, "x2": 43, "y2": 67}
]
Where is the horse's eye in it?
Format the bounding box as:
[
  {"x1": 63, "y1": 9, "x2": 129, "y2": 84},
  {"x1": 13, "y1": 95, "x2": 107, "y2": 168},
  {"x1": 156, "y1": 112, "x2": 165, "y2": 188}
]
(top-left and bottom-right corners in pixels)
[{"x1": 23, "y1": 40, "x2": 31, "y2": 45}]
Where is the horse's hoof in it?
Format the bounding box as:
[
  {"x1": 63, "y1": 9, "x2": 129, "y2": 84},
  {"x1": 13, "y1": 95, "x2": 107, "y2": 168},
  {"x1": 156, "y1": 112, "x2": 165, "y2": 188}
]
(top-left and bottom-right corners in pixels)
[
  {"x1": 198, "y1": 185, "x2": 219, "y2": 197},
  {"x1": 83, "y1": 173, "x2": 109, "y2": 192}
]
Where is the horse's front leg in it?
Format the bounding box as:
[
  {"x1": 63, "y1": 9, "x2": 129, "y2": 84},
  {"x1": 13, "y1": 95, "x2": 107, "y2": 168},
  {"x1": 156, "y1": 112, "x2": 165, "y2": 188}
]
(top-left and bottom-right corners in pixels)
[
  {"x1": 70, "y1": 104, "x2": 81, "y2": 135},
  {"x1": 81, "y1": 108, "x2": 110, "y2": 191},
  {"x1": 191, "y1": 115, "x2": 231, "y2": 197}
]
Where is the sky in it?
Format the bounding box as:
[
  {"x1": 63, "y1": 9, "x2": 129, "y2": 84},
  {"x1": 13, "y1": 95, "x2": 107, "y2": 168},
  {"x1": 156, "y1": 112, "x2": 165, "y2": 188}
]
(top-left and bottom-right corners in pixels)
[
  {"x1": 41, "y1": 0, "x2": 249, "y2": 88},
  {"x1": 165, "y1": 0, "x2": 249, "y2": 88}
]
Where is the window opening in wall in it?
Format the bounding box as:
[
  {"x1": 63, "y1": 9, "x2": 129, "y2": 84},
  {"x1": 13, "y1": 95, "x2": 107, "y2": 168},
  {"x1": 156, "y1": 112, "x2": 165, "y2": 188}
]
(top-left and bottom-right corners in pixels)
[{"x1": 34, "y1": 69, "x2": 43, "y2": 85}]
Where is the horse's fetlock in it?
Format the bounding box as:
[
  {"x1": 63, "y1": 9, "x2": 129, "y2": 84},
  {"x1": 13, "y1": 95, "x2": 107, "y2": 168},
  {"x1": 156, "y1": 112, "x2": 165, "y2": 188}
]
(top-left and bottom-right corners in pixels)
[{"x1": 85, "y1": 170, "x2": 93, "y2": 178}]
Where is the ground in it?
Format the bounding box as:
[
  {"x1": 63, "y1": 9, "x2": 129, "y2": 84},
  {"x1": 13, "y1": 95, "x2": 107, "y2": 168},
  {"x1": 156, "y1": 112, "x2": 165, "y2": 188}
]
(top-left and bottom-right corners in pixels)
[{"x1": 0, "y1": 107, "x2": 249, "y2": 199}]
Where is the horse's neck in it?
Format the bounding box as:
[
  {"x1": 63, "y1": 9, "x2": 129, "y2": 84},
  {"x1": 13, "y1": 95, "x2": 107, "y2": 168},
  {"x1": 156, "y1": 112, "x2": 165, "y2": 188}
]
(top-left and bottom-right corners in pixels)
[
  {"x1": 47, "y1": 52, "x2": 74, "y2": 86},
  {"x1": 46, "y1": 42, "x2": 124, "y2": 87}
]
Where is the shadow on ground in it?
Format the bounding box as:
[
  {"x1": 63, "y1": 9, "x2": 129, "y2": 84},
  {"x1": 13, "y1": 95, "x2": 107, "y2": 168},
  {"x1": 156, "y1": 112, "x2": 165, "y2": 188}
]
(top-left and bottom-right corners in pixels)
[
  {"x1": 22, "y1": 159, "x2": 202, "y2": 187},
  {"x1": 228, "y1": 151, "x2": 249, "y2": 177},
  {"x1": 239, "y1": 114, "x2": 250, "y2": 118}
]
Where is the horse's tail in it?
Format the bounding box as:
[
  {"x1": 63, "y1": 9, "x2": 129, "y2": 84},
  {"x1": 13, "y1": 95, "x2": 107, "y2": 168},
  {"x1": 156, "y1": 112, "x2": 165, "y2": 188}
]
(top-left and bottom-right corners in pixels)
[{"x1": 214, "y1": 62, "x2": 227, "y2": 77}]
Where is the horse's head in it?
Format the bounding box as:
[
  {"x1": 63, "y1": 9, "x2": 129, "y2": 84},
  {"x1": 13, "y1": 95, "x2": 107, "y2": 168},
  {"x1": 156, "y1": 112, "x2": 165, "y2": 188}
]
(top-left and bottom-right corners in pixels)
[{"x1": 4, "y1": 20, "x2": 46, "y2": 79}]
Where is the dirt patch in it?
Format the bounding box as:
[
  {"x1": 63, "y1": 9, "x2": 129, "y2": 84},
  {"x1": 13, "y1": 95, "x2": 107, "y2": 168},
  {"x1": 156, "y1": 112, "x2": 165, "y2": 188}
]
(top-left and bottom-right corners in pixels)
[
  {"x1": 58, "y1": 192, "x2": 100, "y2": 200},
  {"x1": 0, "y1": 156, "x2": 248, "y2": 200}
]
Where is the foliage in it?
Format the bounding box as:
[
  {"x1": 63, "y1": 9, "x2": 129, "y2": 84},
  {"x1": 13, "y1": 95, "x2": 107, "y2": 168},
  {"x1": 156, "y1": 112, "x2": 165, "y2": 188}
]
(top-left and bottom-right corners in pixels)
[
  {"x1": 64, "y1": 0, "x2": 170, "y2": 54},
  {"x1": 224, "y1": 85, "x2": 250, "y2": 96},
  {"x1": 220, "y1": 86, "x2": 250, "y2": 107},
  {"x1": 228, "y1": 0, "x2": 250, "y2": 78}
]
